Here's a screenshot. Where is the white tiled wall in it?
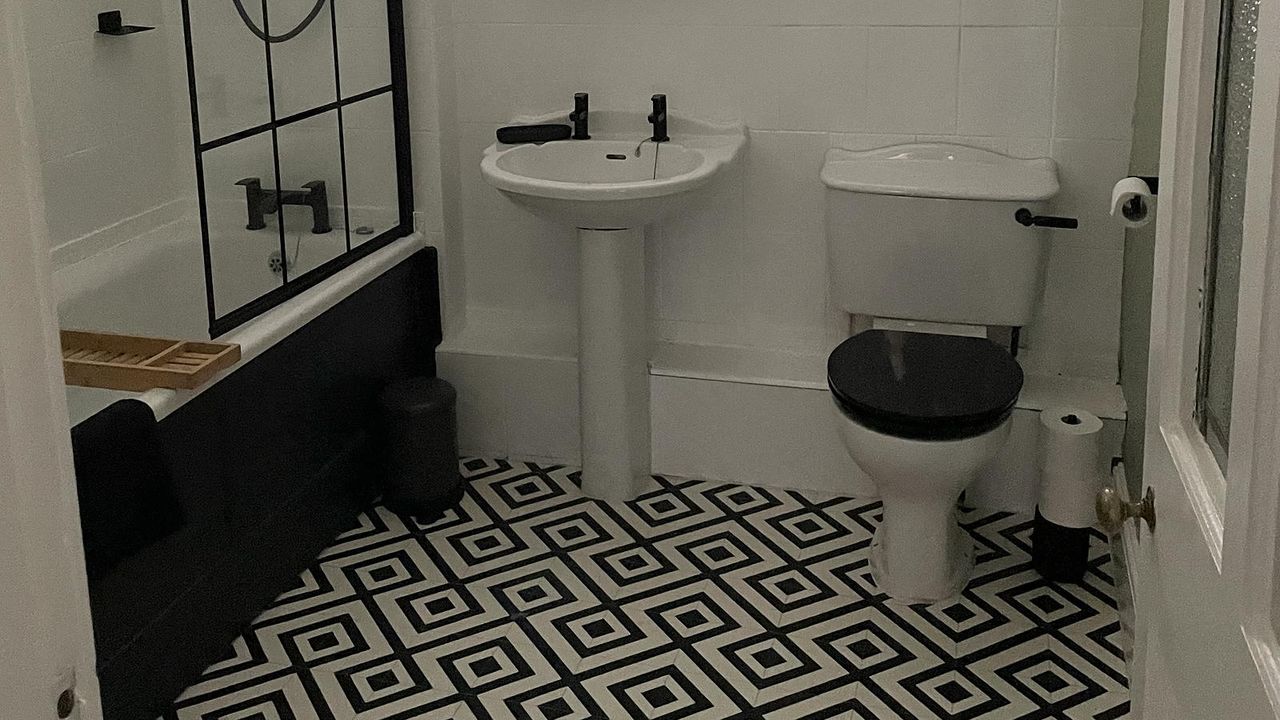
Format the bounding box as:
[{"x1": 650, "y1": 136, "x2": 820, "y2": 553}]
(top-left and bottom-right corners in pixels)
[
  {"x1": 427, "y1": 0, "x2": 1142, "y2": 382},
  {"x1": 19, "y1": 0, "x2": 1135, "y2": 384},
  {"x1": 20, "y1": 0, "x2": 191, "y2": 263},
  {"x1": 25, "y1": 0, "x2": 436, "y2": 277}
]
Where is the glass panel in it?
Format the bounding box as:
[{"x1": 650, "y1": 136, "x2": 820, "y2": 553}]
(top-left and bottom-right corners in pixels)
[
  {"x1": 341, "y1": 94, "x2": 400, "y2": 245},
  {"x1": 1197, "y1": 0, "x2": 1259, "y2": 470},
  {"x1": 201, "y1": 133, "x2": 284, "y2": 316},
  {"x1": 188, "y1": 0, "x2": 272, "y2": 141},
  {"x1": 335, "y1": 0, "x2": 392, "y2": 97},
  {"x1": 276, "y1": 111, "x2": 349, "y2": 275},
  {"x1": 182, "y1": 0, "x2": 411, "y2": 335},
  {"x1": 266, "y1": 0, "x2": 337, "y2": 118}
]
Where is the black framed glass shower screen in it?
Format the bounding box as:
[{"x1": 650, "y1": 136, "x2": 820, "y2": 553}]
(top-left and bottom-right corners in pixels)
[{"x1": 180, "y1": 0, "x2": 414, "y2": 337}]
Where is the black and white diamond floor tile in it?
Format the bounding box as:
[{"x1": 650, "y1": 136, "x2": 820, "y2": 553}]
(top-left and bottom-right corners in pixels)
[
  {"x1": 165, "y1": 459, "x2": 1130, "y2": 720},
  {"x1": 172, "y1": 667, "x2": 329, "y2": 720}
]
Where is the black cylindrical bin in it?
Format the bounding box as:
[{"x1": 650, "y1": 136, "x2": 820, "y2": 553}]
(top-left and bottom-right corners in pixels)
[
  {"x1": 378, "y1": 377, "x2": 462, "y2": 517},
  {"x1": 1031, "y1": 509, "x2": 1090, "y2": 582}
]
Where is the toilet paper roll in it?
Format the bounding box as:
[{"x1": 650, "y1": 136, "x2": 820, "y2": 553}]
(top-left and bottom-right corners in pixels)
[
  {"x1": 1037, "y1": 407, "x2": 1104, "y2": 529},
  {"x1": 1111, "y1": 177, "x2": 1157, "y2": 228}
]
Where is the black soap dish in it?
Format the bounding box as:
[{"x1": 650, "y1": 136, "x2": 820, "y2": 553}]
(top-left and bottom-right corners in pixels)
[
  {"x1": 97, "y1": 10, "x2": 154, "y2": 36},
  {"x1": 497, "y1": 124, "x2": 572, "y2": 145}
]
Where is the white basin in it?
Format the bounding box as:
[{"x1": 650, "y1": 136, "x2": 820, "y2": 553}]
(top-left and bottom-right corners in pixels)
[{"x1": 481, "y1": 110, "x2": 747, "y2": 229}]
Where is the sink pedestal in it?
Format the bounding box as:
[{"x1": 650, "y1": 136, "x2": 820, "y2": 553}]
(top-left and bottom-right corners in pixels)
[{"x1": 577, "y1": 227, "x2": 649, "y2": 502}]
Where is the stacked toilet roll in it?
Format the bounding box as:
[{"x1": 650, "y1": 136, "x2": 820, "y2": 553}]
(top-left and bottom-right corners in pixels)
[
  {"x1": 1037, "y1": 407, "x2": 1105, "y2": 528},
  {"x1": 1033, "y1": 407, "x2": 1104, "y2": 583}
]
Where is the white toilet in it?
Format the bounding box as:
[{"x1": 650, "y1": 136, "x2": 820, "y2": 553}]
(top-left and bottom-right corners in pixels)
[{"x1": 821, "y1": 143, "x2": 1060, "y2": 603}]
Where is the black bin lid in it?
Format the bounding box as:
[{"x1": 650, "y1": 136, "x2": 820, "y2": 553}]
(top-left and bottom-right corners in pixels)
[{"x1": 827, "y1": 330, "x2": 1024, "y2": 441}]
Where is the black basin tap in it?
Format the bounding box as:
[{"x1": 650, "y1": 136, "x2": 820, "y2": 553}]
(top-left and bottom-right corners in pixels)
[
  {"x1": 235, "y1": 177, "x2": 333, "y2": 234},
  {"x1": 569, "y1": 92, "x2": 590, "y2": 139},
  {"x1": 648, "y1": 94, "x2": 669, "y2": 143}
]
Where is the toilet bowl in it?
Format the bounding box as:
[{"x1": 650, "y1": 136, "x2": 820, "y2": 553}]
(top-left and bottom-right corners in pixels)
[{"x1": 827, "y1": 329, "x2": 1023, "y2": 603}]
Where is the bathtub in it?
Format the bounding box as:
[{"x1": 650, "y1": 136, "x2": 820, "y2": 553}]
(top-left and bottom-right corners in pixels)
[
  {"x1": 54, "y1": 218, "x2": 429, "y2": 425},
  {"x1": 56, "y1": 219, "x2": 443, "y2": 718}
]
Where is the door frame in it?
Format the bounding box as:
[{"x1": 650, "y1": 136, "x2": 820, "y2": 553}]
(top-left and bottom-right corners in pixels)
[
  {"x1": 1223, "y1": 0, "x2": 1280, "y2": 701},
  {"x1": 1137, "y1": 0, "x2": 1280, "y2": 707},
  {"x1": 0, "y1": 0, "x2": 101, "y2": 716}
]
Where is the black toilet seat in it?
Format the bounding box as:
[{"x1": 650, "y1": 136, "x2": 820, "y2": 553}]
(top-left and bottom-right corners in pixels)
[{"x1": 827, "y1": 330, "x2": 1024, "y2": 441}]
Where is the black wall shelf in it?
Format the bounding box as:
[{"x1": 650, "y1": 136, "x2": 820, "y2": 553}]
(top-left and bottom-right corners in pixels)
[{"x1": 97, "y1": 10, "x2": 154, "y2": 36}]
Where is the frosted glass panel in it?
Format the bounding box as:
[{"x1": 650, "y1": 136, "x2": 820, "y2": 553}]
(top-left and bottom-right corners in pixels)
[{"x1": 1198, "y1": 0, "x2": 1259, "y2": 469}]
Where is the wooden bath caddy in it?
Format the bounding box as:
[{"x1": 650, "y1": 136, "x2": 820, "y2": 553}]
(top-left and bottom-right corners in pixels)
[{"x1": 60, "y1": 330, "x2": 241, "y2": 392}]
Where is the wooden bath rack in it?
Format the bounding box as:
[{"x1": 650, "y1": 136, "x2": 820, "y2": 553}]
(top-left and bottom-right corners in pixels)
[{"x1": 60, "y1": 330, "x2": 241, "y2": 392}]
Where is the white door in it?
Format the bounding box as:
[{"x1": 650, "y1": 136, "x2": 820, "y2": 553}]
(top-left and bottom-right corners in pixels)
[
  {"x1": 0, "y1": 0, "x2": 102, "y2": 717},
  {"x1": 1136, "y1": 0, "x2": 1280, "y2": 710}
]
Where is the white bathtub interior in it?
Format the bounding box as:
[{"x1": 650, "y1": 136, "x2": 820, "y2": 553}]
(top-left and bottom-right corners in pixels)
[{"x1": 54, "y1": 223, "x2": 427, "y2": 426}]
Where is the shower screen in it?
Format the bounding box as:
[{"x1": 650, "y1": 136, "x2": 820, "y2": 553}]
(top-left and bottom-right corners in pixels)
[{"x1": 180, "y1": 0, "x2": 413, "y2": 336}]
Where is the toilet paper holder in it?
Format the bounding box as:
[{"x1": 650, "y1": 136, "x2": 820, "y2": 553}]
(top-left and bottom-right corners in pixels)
[{"x1": 1121, "y1": 176, "x2": 1159, "y2": 222}]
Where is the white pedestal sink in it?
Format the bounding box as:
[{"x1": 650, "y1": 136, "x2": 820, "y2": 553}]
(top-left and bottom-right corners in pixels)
[{"x1": 481, "y1": 110, "x2": 747, "y2": 501}]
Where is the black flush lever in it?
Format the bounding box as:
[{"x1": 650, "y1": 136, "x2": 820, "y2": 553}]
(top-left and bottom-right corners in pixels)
[{"x1": 1015, "y1": 208, "x2": 1078, "y2": 229}]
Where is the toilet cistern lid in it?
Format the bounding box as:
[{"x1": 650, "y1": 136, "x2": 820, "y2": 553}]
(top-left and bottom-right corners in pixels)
[
  {"x1": 828, "y1": 330, "x2": 1024, "y2": 441},
  {"x1": 820, "y1": 144, "x2": 1059, "y2": 202}
]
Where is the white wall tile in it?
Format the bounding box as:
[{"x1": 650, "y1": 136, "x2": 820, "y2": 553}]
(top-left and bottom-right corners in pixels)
[
  {"x1": 1058, "y1": 0, "x2": 1143, "y2": 26},
  {"x1": 1054, "y1": 27, "x2": 1142, "y2": 140},
  {"x1": 1030, "y1": 243, "x2": 1124, "y2": 380},
  {"x1": 916, "y1": 135, "x2": 1010, "y2": 153},
  {"x1": 744, "y1": 131, "x2": 831, "y2": 242},
  {"x1": 411, "y1": 130, "x2": 445, "y2": 233},
  {"x1": 962, "y1": 0, "x2": 1058, "y2": 25},
  {"x1": 1008, "y1": 137, "x2": 1052, "y2": 158},
  {"x1": 865, "y1": 28, "x2": 959, "y2": 135},
  {"x1": 1049, "y1": 137, "x2": 1133, "y2": 248},
  {"x1": 504, "y1": 356, "x2": 580, "y2": 461},
  {"x1": 958, "y1": 27, "x2": 1056, "y2": 137},
  {"x1": 651, "y1": 376, "x2": 876, "y2": 497},
  {"x1": 435, "y1": 0, "x2": 1141, "y2": 393},
  {"x1": 403, "y1": 0, "x2": 438, "y2": 28},
  {"x1": 742, "y1": 230, "x2": 829, "y2": 346},
  {"x1": 654, "y1": 161, "x2": 748, "y2": 326},
  {"x1": 829, "y1": 133, "x2": 916, "y2": 150},
  {"x1": 437, "y1": 352, "x2": 510, "y2": 457},
  {"x1": 458, "y1": 123, "x2": 576, "y2": 322},
  {"x1": 787, "y1": 0, "x2": 961, "y2": 26},
  {"x1": 770, "y1": 27, "x2": 869, "y2": 132},
  {"x1": 407, "y1": 25, "x2": 442, "y2": 132},
  {"x1": 452, "y1": 0, "x2": 782, "y2": 27}
]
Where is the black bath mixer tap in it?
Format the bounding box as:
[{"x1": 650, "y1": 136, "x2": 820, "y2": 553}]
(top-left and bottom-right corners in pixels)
[
  {"x1": 569, "y1": 92, "x2": 590, "y2": 139},
  {"x1": 648, "y1": 94, "x2": 669, "y2": 143},
  {"x1": 235, "y1": 177, "x2": 332, "y2": 234}
]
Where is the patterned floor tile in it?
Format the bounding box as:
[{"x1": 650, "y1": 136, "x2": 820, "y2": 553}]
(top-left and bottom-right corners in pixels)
[
  {"x1": 168, "y1": 667, "x2": 350, "y2": 720},
  {"x1": 167, "y1": 458, "x2": 1130, "y2": 720},
  {"x1": 583, "y1": 648, "x2": 750, "y2": 718}
]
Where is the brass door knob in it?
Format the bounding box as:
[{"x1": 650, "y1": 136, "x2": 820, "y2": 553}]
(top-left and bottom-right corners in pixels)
[{"x1": 1096, "y1": 486, "x2": 1156, "y2": 536}]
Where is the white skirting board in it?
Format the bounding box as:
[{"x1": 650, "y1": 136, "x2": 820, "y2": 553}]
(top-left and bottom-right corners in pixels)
[{"x1": 437, "y1": 350, "x2": 1125, "y2": 513}]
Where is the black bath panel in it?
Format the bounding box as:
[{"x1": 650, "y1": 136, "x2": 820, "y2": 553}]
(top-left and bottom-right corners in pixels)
[{"x1": 75, "y1": 247, "x2": 441, "y2": 719}]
